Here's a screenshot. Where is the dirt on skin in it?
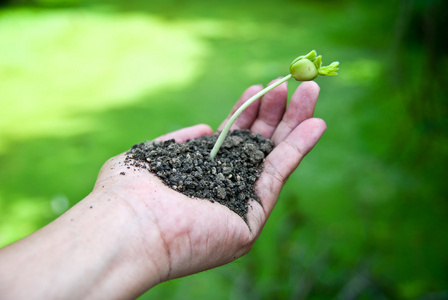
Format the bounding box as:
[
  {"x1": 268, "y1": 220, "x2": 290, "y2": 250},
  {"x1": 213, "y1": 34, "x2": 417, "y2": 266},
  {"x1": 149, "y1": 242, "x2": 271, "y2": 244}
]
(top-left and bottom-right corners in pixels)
[{"x1": 125, "y1": 129, "x2": 275, "y2": 221}]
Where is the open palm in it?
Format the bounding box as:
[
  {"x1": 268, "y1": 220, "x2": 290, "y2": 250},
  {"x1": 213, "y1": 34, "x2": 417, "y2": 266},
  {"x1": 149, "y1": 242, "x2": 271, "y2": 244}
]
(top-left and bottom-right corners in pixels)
[{"x1": 93, "y1": 80, "x2": 326, "y2": 283}]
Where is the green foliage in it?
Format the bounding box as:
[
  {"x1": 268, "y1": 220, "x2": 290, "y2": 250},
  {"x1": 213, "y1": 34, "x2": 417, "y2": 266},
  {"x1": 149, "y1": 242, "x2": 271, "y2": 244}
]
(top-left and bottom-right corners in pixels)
[{"x1": 0, "y1": 0, "x2": 447, "y2": 299}]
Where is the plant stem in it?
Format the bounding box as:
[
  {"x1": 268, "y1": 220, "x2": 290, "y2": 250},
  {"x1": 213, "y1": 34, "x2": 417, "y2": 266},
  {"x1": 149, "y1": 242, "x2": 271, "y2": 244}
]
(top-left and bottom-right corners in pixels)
[{"x1": 210, "y1": 74, "x2": 292, "y2": 159}]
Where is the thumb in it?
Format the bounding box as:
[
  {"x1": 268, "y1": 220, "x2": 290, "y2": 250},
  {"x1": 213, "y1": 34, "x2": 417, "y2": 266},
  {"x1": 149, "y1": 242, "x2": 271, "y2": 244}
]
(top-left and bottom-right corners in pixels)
[{"x1": 154, "y1": 124, "x2": 213, "y2": 143}]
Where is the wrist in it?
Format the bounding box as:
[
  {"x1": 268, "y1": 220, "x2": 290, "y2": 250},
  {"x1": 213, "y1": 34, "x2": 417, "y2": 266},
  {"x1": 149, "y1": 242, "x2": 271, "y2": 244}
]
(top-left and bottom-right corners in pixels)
[
  {"x1": 0, "y1": 189, "x2": 169, "y2": 299},
  {"x1": 67, "y1": 190, "x2": 171, "y2": 298}
]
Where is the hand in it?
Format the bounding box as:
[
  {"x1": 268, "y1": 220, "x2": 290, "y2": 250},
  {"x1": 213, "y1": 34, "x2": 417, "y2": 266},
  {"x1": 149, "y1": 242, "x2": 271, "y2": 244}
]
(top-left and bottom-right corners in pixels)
[
  {"x1": 94, "y1": 80, "x2": 326, "y2": 286},
  {"x1": 0, "y1": 80, "x2": 325, "y2": 299}
]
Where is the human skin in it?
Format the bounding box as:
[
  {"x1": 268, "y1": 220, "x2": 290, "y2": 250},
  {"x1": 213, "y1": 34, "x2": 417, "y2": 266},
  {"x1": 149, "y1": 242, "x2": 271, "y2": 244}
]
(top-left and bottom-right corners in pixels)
[{"x1": 0, "y1": 80, "x2": 326, "y2": 300}]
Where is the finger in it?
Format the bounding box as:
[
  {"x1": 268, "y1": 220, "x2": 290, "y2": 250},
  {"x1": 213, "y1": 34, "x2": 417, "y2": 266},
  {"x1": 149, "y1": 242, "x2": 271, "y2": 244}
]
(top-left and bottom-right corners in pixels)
[
  {"x1": 154, "y1": 124, "x2": 213, "y2": 143},
  {"x1": 271, "y1": 81, "x2": 320, "y2": 145},
  {"x1": 217, "y1": 84, "x2": 263, "y2": 132},
  {"x1": 255, "y1": 118, "x2": 326, "y2": 217},
  {"x1": 249, "y1": 78, "x2": 288, "y2": 139}
]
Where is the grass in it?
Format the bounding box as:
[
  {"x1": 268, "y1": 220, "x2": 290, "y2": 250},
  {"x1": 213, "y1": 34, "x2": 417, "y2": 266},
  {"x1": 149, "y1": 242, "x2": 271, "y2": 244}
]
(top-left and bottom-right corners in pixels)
[{"x1": 1, "y1": 0, "x2": 447, "y2": 299}]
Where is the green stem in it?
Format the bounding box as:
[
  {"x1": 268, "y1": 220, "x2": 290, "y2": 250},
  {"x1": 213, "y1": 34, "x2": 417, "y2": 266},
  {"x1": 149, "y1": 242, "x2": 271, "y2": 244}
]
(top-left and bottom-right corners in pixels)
[{"x1": 210, "y1": 74, "x2": 292, "y2": 159}]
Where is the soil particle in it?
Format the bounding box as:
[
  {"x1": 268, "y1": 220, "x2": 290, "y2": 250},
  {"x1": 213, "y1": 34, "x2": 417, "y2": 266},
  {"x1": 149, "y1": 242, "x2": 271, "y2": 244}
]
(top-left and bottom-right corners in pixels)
[{"x1": 125, "y1": 129, "x2": 274, "y2": 221}]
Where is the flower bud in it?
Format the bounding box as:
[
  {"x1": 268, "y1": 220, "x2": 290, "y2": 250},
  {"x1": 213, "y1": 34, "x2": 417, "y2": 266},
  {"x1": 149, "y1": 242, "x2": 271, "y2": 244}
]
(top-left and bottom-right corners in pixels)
[
  {"x1": 289, "y1": 50, "x2": 339, "y2": 81},
  {"x1": 289, "y1": 58, "x2": 319, "y2": 81}
]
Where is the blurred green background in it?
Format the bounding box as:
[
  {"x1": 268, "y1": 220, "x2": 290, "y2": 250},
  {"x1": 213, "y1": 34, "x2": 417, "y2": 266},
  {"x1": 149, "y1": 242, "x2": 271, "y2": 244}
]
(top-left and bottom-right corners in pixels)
[{"x1": 1, "y1": 0, "x2": 447, "y2": 298}]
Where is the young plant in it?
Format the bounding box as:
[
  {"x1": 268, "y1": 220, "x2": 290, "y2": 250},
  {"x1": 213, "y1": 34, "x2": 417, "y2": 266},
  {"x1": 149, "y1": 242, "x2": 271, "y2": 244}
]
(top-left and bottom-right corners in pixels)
[{"x1": 209, "y1": 50, "x2": 339, "y2": 159}]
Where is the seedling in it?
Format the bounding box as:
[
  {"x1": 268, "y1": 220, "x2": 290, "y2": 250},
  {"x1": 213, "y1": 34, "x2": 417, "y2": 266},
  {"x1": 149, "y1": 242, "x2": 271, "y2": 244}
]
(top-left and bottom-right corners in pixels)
[{"x1": 210, "y1": 50, "x2": 339, "y2": 159}]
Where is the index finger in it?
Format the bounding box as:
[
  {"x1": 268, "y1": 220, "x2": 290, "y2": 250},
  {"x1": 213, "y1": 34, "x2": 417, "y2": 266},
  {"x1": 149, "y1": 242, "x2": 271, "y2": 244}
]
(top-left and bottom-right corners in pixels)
[{"x1": 217, "y1": 85, "x2": 263, "y2": 132}]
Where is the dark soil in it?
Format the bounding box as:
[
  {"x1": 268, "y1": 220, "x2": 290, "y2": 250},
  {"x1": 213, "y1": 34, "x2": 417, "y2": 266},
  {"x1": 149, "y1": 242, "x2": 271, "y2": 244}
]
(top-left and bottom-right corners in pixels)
[{"x1": 125, "y1": 129, "x2": 274, "y2": 221}]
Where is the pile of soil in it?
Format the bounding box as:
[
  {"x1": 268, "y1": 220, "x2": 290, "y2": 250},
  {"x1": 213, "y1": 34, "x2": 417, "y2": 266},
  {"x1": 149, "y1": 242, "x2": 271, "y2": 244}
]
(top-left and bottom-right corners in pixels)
[{"x1": 125, "y1": 129, "x2": 274, "y2": 221}]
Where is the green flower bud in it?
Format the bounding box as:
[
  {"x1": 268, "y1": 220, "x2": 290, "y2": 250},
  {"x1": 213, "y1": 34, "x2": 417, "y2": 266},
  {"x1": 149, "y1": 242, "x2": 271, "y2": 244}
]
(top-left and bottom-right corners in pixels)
[
  {"x1": 210, "y1": 50, "x2": 340, "y2": 159},
  {"x1": 289, "y1": 50, "x2": 339, "y2": 81},
  {"x1": 318, "y1": 61, "x2": 340, "y2": 76},
  {"x1": 289, "y1": 58, "x2": 319, "y2": 81}
]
